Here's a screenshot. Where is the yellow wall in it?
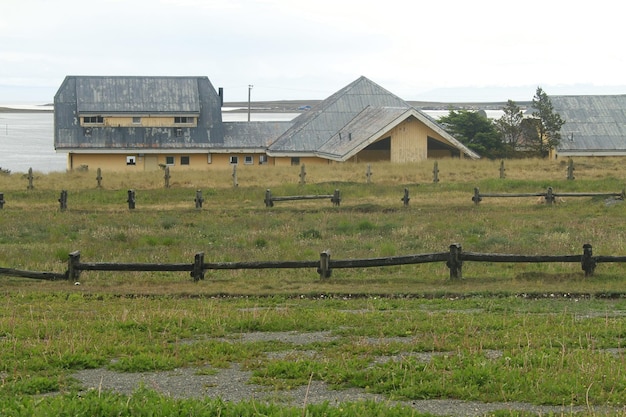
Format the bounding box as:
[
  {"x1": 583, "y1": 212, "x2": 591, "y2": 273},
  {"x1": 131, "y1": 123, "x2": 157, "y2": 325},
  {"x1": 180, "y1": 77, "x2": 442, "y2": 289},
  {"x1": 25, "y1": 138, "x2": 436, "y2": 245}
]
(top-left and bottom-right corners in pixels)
[
  {"x1": 388, "y1": 118, "x2": 428, "y2": 162},
  {"x1": 67, "y1": 152, "x2": 277, "y2": 172},
  {"x1": 82, "y1": 116, "x2": 197, "y2": 128}
]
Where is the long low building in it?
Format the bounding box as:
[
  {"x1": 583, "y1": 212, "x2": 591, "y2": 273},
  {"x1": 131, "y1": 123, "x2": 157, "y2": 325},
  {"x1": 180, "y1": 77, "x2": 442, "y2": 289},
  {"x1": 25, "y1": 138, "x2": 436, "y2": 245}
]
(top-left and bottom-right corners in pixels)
[{"x1": 54, "y1": 75, "x2": 479, "y2": 171}]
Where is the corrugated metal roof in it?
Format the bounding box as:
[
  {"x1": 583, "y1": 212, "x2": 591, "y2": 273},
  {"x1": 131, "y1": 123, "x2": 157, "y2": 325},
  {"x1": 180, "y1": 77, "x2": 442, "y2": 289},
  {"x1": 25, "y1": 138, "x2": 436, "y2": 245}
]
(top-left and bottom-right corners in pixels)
[
  {"x1": 222, "y1": 121, "x2": 293, "y2": 149},
  {"x1": 553, "y1": 95, "x2": 626, "y2": 153},
  {"x1": 268, "y1": 76, "x2": 478, "y2": 160},
  {"x1": 76, "y1": 76, "x2": 201, "y2": 114},
  {"x1": 269, "y1": 76, "x2": 410, "y2": 152}
]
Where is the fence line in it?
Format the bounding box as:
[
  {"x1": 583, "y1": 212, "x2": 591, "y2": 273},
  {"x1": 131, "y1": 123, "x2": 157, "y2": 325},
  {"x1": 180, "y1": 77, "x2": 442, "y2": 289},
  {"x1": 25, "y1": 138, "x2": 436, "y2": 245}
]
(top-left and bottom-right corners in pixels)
[
  {"x1": 0, "y1": 243, "x2": 620, "y2": 283},
  {"x1": 473, "y1": 186, "x2": 625, "y2": 205}
]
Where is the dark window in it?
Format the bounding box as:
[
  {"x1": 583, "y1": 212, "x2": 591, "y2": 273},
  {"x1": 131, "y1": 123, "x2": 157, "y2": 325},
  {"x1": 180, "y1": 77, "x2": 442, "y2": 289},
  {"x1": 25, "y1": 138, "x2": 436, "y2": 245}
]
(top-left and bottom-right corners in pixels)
[
  {"x1": 230, "y1": 156, "x2": 238, "y2": 165},
  {"x1": 165, "y1": 156, "x2": 175, "y2": 165},
  {"x1": 174, "y1": 116, "x2": 194, "y2": 124},
  {"x1": 132, "y1": 117, "x2": 141, "y2": 124},
  {"x1": 291, "y1": 157, "x2": 300, "y2": 166},
  {"x1": 244, "y1": 155, "x2": 253, "y2": 165},
  {"x1": 180, "y1": 156, "x2": 190, "y2": 165},
  {"x1": 84, "y1": 116, "x2": 104, "y2": 124}
]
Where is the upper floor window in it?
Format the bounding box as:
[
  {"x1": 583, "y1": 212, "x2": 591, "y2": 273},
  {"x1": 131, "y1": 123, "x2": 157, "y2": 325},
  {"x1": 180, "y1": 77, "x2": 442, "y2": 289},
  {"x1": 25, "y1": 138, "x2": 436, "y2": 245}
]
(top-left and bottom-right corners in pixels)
[
  {"x1": 174, "y1": 116, "x2": 194, "y2": 124},
  {"x1": 84, "y1": 116, "x2": 104, "y2": 124},
  {"x1": 132, "y1": 117, "x2": 141, "y2": 124}
]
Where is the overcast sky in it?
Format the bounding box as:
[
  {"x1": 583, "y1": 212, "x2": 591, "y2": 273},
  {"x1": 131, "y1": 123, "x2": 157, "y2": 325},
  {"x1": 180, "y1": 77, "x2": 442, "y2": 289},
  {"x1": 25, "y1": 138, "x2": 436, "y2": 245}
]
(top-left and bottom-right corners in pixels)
[{"x1": 2, "y1": 0, "x2": 625, "y2": 104}]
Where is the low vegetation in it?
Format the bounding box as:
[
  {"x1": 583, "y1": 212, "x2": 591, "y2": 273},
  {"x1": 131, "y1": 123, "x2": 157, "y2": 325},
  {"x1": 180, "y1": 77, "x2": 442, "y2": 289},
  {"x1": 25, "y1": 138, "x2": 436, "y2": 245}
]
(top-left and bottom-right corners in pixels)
[{"x1": 1, "y1": 158, "x2": 626, "y2": 416}]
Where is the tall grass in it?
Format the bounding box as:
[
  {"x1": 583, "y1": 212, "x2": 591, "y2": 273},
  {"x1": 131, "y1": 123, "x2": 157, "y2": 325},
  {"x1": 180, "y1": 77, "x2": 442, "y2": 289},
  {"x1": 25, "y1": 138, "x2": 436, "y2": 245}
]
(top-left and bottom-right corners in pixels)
[{"x1": 3, "y1": 159, "x2": 626, "y2": 415}]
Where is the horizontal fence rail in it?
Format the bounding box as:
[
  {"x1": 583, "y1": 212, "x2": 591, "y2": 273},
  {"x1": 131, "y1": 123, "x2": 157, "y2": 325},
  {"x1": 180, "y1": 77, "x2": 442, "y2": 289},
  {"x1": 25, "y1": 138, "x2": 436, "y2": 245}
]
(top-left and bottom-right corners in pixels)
[
  {"x1": 0, "y1": 243, "x2": 620, "y2": 283},
  {"x1": 473, "y1": 187, "x2": 625, "y2": 205}
]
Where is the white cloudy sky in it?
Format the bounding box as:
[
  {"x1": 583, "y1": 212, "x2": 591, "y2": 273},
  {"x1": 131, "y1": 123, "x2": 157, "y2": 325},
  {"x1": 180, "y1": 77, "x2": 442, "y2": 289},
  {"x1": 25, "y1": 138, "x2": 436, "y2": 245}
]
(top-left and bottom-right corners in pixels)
[{"x1": 1, "y1": 0, "x2": 624, "y2": 103}]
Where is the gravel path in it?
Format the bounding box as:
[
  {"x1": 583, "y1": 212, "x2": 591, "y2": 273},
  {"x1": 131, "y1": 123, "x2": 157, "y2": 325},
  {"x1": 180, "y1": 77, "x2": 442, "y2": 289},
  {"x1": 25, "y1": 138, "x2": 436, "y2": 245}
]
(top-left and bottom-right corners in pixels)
[
  {"x1": 72, "y1": 366, "x2": 602, "y2": 416},
  {"x1": 70, "y1": 331, "x2": 617, "y2": 416}
]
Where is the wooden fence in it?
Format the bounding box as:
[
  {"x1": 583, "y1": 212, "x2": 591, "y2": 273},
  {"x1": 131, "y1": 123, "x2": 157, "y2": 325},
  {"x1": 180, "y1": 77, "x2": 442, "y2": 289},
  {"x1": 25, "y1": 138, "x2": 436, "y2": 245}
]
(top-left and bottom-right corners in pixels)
[
  {"x1": 264, "y1": 189, "x2": 341, "y2": 207},
  {"x1": 2, "y1": 243, "x2": 624, "y2": 283},
  {"x1": 472, "y1": 187, "x2": 625, "y2": 205}
]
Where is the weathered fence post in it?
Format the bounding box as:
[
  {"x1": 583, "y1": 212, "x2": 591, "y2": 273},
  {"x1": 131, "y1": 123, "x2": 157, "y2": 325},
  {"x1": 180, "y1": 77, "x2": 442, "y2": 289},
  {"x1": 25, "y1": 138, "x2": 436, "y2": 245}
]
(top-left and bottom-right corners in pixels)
[
  {"x1": 472, "y1": 187, "x2": 482, "y2": 205},
  {"x1": 191, "y1": 252, "x2": 205, "y2": 281},
  {"x1": 331, "y1": 189, "x2": 341, "y2": 206},
  {"x1": 164, "y1": 166, "x2": 171, "y2": 188},
  {"x1": 58, "y1": 190, "x2": 68, "y2": 211},
  {"x1": 127, "y1": 189, "x2": 136, "y2": 210},
  {"x1": 0, "y1": 192, "x2": 5, "y2": 209},
  {"x1": 567, "y1": 158, "x2": 575, "y2": 180},
  {"x1": 545, "y1": 187, "x2": 555, "y2": 205},
  {"x1": 67, "y1": 251, "x2": 81, "y2": 282},
  {"x1": 299, "y1": 164, "x2": 306, "y2": 185},
  {"x1": 27, "y1": 167, "x2": 34, "y2": 190},
  {"x1": 317, "y1": 250, "x2": 331, "y2": 278},
  {"x1": 433, "y1": 161, "x2": 439, "y2": 183},
  {"x1": 232, "y1": 165, "x2": 238, "y2": 187},
  {"x1": 500, "y1": 160, "x2": 506, "y2": 179},
  {"x1": 194, "y1": 190, "x2": 204, "y2": 209},
  {"x1": 447, "y1": 243, "x2": 463, "y2": 280},
  {"x1": 96, "y1": 168, "x2": 103, "y2": 189},
  {"x1": 264, "y1": 189, "x2": 274, "y2": 207},
  {"x1": 366, "y1": 164, "x2": 372, "y2": 184},
  {"x1": 401, "y1": 188, "x2": 410, "y2": 206},
  {"x1": 581, "y1": 243, "x2": 596, "y2": 277}
]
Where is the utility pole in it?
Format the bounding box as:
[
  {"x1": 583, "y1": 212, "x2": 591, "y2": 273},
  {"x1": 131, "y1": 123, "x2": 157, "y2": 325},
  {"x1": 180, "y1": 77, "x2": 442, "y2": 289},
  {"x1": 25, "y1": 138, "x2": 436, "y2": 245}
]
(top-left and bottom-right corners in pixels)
[{"x1": 247, "y1": 84, "x2": 253, "y2": 122}]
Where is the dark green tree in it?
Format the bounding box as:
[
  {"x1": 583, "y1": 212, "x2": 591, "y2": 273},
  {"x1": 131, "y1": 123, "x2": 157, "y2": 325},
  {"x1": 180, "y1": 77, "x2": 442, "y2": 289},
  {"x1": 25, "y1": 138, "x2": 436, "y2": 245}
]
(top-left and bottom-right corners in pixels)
[
  {"x1": 494, "y1": 100, "x2": 524, "y2": 156},
  {"x1": 530, "y1": 87, "x2": 565, "y2": 157},
  {"x1": 438, "y1": 109, "x2": 504, "y2": 159}
]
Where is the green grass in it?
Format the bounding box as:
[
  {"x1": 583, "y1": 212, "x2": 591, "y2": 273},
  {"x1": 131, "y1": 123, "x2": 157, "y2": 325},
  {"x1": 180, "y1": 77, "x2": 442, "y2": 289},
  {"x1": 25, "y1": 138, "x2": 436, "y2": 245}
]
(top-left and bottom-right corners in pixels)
[{"x1": 3, "y1": 159, "x2": 626, "y2": 415}]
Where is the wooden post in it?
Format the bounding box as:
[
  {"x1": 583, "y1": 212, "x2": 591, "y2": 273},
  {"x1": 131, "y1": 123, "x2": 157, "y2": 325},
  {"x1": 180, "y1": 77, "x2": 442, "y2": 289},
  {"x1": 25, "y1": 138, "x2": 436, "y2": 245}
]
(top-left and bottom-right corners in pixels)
[
  {"x1": 545, "y1": 187, "x2": 555, "y2": 205},
  {"x1": 164, "y1": 166, "x2": 171, "y2": 188},
  {"x1": 27, "y1": 167, "x2": 34, "y2": 190},
  {"x1": 433, "y1": 161, "x2": 439, "y2": 183},
  {"x1": 58, "y1": 190, "x2": 68, "y2": 211},
  {"x1": 581, "y1": 243, "x2": 596, "y2": 277},
  {"x1": 299, "y1": 164, "x2": 306, "y2": 185},
  {"x1": 366, "y1": 164, "x2": 372, "y2": 184},
  {"x1": 401, "y1": 188, "x2": 410, "y2": 206},
  {"x1": 264, "y1": 189, "x2": 274, "y2": 207},
  {"x1": 232, "y1": 165, "x2": 238, "y2": 187},
  {"x1": 67, "y1": 251, "x2": 81, "y2": 282},
  {"x1": 96, "y1": 168, "x2": 103, "y2": 188},
  {"x1": 567, "y1": 158, "x2": 575, "y2": 180},
  {"x1": 472, "y1": 187, "x2": 482, "y2": 205},
  {"x1": 194, "y1": 190, "x2": 204, "y2": 209},
  {"x1": 331, "y1": 189, "x2": 341, "y2": 206},
  {"x1": 500, "y1": 160, "x2": 506, "y2": 179},
  {"x1": 317, "y1": 250, "x2": 331, "y2": 278},
  {"x1": 0, "y1": 192, "x2": 4, "y2": 209},
  {"x1": 127, "y1": 189, "x2": 136, "y2": 210},
  {"x1": 447, "y1": 243, "x2": 463, "y2": 280},
  {"x1": 191, "y1": 252, "x2": 205, "y2": 281}
]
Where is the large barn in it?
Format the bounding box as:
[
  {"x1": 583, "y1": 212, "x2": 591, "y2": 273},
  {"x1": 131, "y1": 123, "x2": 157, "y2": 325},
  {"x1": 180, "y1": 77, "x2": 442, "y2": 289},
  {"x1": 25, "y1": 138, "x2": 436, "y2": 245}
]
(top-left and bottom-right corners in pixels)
[
  {"x1": 551, "y1": 95, "x2": 626, "y2": 158},
  {"x1": 54, "y1": 75, "x2": 479, "y2": 171}
]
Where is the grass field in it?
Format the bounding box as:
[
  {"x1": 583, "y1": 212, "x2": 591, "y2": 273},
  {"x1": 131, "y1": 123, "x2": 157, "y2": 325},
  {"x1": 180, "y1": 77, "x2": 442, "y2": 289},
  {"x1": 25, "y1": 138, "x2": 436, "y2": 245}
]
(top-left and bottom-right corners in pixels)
[{"x1": 2, "y1": 158, "x2": 626, "y2": 416}]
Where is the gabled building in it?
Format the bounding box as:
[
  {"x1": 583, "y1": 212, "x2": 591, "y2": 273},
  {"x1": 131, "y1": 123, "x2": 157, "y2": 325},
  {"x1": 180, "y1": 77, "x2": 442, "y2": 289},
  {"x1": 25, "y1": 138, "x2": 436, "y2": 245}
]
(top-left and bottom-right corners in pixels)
[
  {"x1": 268, "y1": 76, "x2": 479, "y2": 164},
  {"x1": 54, "y1": 75, "x2": 478, "y2": 171},
  {"x1": 552, "y1": 95, "x2": 626, "y2": 158}
]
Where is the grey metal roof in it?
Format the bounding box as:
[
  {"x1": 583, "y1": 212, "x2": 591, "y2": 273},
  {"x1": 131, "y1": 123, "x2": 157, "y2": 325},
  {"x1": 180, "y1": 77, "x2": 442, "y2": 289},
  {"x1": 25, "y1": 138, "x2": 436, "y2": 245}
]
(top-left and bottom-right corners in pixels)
[
  {"x1": 75, "y1": 76, "x2": 201, "y2": 114},
  {"x1": 552, "y1": 95, "x2": 626, "y2": 154},
  {"x1": 54, "y1": 76, "x2": 224, "y2": 149},
  {"x1": 221, "y1": 121, "x2": 293, "y2": 150},
  {"x1": 268, "y1": 76, "x2": 410, "y2": 152},
  {"x1": 268, "y1": 76, "x2": 479, "y2": 160}
]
